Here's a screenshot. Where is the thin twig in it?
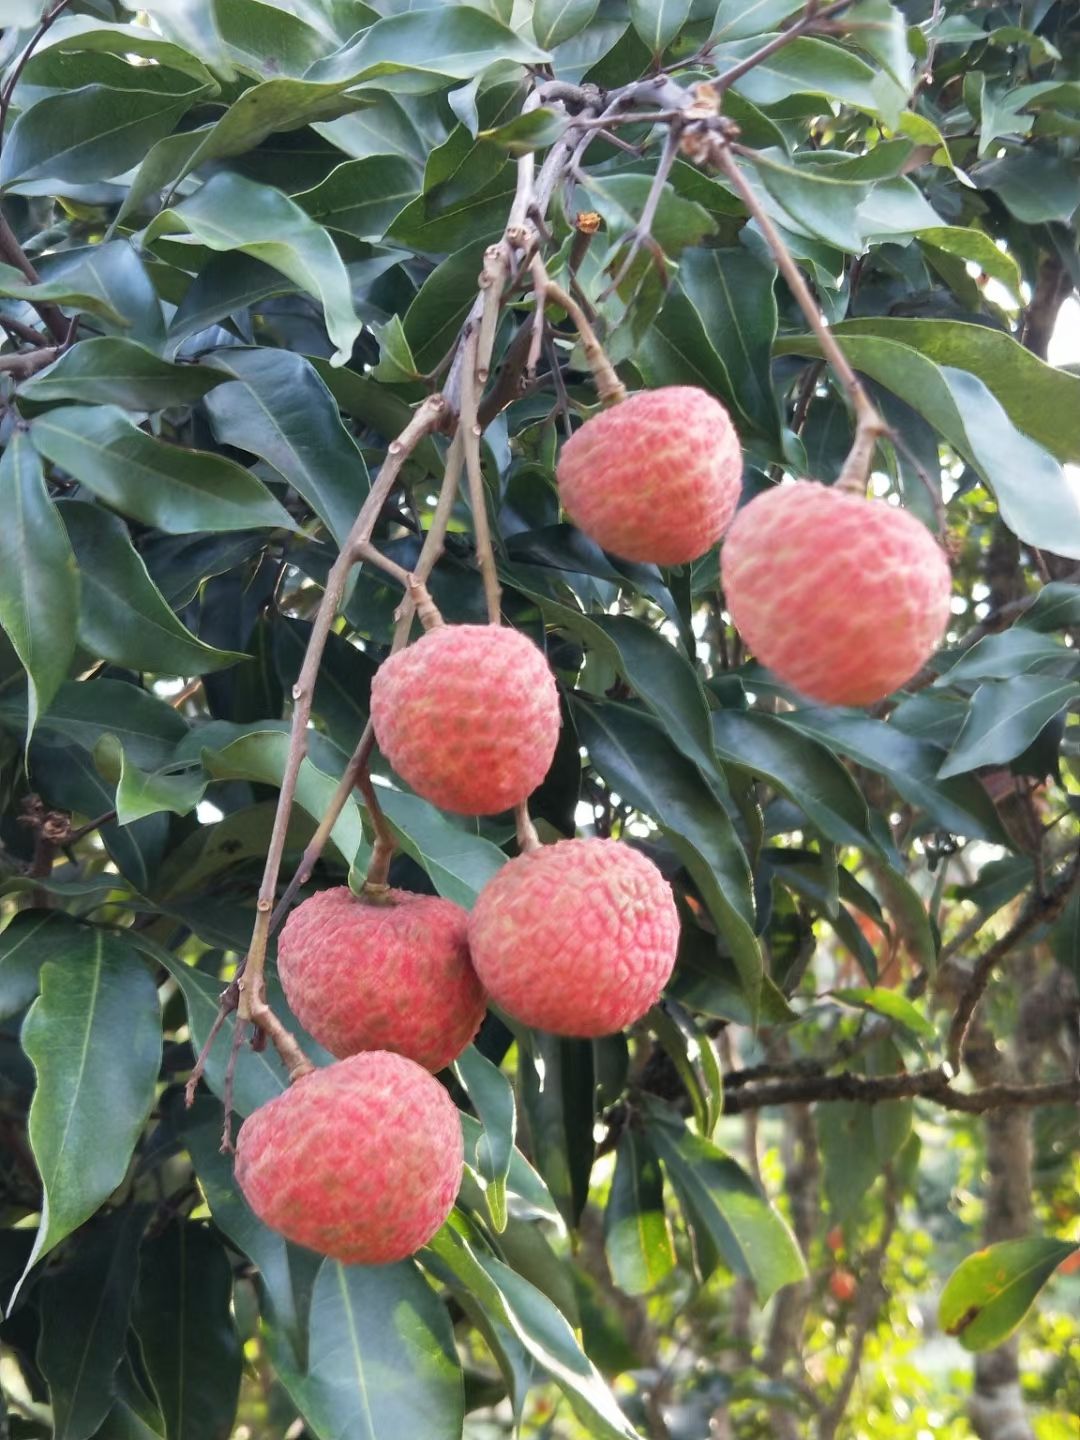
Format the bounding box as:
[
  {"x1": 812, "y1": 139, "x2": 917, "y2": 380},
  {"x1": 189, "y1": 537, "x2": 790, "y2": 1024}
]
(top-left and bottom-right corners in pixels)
[
  {"x1": 601, "y1": 123, "x2": 682, "y2": 298},
  {"x1": 713, "y1": 0, "x2": 861, "y2": 95},
  {"x1": 0, "y1": 314, "x2": 47, "y2": 347},
  {"x1": 532, "y1": 255, "x2": 626, "y2": 405},
  {"x1": 723, "y1": 1068, "x2": 1080, "y2": 1115},
  {"x1": 461, "y1": 326, "x2": 503, "y2": 624}
]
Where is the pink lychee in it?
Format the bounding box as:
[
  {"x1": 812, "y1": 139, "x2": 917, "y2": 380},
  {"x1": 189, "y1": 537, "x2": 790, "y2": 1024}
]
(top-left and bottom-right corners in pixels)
[
  {"x1": 234, "y1": 1052, "x2": 462, "y2": 1265},
  {"x1": 556, "y1": 386, "x2": 743, "y2": 565},
  {"x1": 467, "y1": 838, "x2": 679, "y2": 1037},
  {"x1": 277, "y1": 887, "x2": 486, "y2": 1072},
  {"x1": 370, "y1": 624, "x2": 561, "y2": 815},
  {"x1": 721, "y1": 482, "x2": 952, "y2": 706}
]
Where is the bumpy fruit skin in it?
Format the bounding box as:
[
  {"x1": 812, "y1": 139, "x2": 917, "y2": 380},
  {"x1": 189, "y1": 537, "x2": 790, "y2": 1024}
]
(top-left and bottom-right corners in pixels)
[
  {"x1": 556, "y1": 386, "x2": 743, "y2": 565},
  {"x1": 235, "y1": 1052, "x2": 462, "y2": 1265},
  {"x1": 721, "y1": 482, "x2": 951, "y2": 705},
  {"x1": 278, "y1": 887, "x2": 485, "y2": 1072},
  {"x1": 370, "y1": 624, "x2": 561, "y2": 815},
  {"x1": 468, "y1": 838, "x2": 679, "y2": 1037}
]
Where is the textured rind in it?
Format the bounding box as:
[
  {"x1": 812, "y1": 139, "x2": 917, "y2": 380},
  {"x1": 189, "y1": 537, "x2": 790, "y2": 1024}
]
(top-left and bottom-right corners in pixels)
[
  {"x1": 234, "y1": 1052, "x2": 463, "y2": 1265},
  {"x1": 556, "y1": 386, "x2": 743, "y2": 565},
  {"x1": 468, "y1": 838, "x2": 679, "y2": 1037},
  {"x1": 722, "y1": 483, "x2": 952, "y2": 706},
  {"x1": 370, "y1": 624, "x2": 561, "y2": 815},
  {"x1": 278, "y1": 887, "x2": 486, "y2": 1072}
]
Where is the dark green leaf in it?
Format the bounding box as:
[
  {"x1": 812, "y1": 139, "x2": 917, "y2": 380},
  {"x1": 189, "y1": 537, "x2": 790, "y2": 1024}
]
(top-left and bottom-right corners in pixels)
[
  {"x1": 294, "y1": 155, "x2": 420, "y2": 240},
  {"x1": 534, "y1": 0, "x2": 600, "y2": 48},
  {"x1": 1018, "y1": 583, "x2": 1080, "y2": 632},
  {"x1": 938, "y1": 677, "x2": 1079, "y2": 778},
  {"x1": 0, "y1": 910, "x2": 84, "y2": 1023},
  {"x1": 143, "y1": 173, "x2": 362, "y2": 364},
  {"x1": 20, "y1": 339, "x2": 225, "y2": 411},
  {"x1": 630, "y1": 0, "x2": 692, "y2": 55},
  {"x1": 1, "y1": 678, "x2": 188, "y2": 769},
  {"x1": 203, "y1": 348, "x2": 369, "y2": 549},
  {"x1": 645, "y1": 1099, "x2": 806, "y2": 1301},
  {"x1": 267, "y1": 1259, "x2": 464, "y2": 1440},
  {"x1": 1051, "y1": 893, "x2": 1080, "y2": 984},
  {"x1": 519, "y1": 1035, "x2": 595, "y2": 1229},
  {"x1": 32, "y1": 405, "x2": 294, "y2": 534},
  {"x1": 939, "y1": 1238, "x2": 1078, "y2": 1352},
  {"x1": 0, "y1": 431, "x2": 78, "y2": 741},
  {"x1": 0, "y1": 261, "x2": 129, "y2": 327},
  {"x1": 133, "y1": 1223, "x2": 241, "y2": 1440},
  {"x1": 604, "y1": 1128, "x2": 675, "y2": 1296},
  {"x1": 17, "y1": 931, "x2": 161, "y2": 1289},
  {"x1": 38, "y1": 1206, "x2": 150, "y2": 1440},
  {"x1": 650, "y1": 1001, "x2": 724, "y2": 1139},
  {"x1": 455, "y1": 1046, "x2": 515, "y2": 1232},
  {"x1": 935, "y1": 628, "x2": 1075, "y2": 687},
  {"x1": 60, "y1": 502, "x2": 247, "y2": 674}
]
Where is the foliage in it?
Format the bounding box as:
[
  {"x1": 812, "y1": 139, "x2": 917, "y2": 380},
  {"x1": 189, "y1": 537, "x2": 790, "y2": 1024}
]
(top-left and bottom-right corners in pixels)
[{"x1": 1, "y1": 2, "x2": 1079, "y2": 1439}]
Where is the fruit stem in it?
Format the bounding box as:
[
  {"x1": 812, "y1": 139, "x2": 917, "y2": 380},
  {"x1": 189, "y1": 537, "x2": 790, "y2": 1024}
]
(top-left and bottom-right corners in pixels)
[
  {"x1": 531, "y1": 254, "x2": 626, "y2": 408},
  {"x1": 515, "y1": 802, "x2": 541, "y2": 853},
  {"x1": 715, "y1": 144, "x2": 890, "y2": 491}
]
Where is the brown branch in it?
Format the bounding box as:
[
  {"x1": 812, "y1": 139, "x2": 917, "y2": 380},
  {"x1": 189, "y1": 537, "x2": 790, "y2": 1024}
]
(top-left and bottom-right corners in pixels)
[
  {"x1": 946, "y1": 855, "x2": 1080, "y2": 1073},
  {"x1": 460, "y1": 322, "x2": 503, "y2": 624},
  {"x1": 722, "y1": 1067, "x2": 1080, "y2": 1114},
  {"x1": 0, "y1": 343, "x2": 60, "y2": 378},
  {"x1": 715, "y1": 144, "x2": 888, "y2": 491},
  {"x1": 0, "y1": 314, "x2": 47, "y2": 347},
  {"x1": 532, "y1": 255, "x2": 626, "y2": 405}
]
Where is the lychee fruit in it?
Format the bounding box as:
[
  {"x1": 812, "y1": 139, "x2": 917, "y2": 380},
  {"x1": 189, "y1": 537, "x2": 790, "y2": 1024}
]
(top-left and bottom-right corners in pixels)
[
  {"x1": 467, "y1": 838, "x2": 679, "y2": 1037},
  {"x1": 556, "y1": 386, "x2": 743, "y2": 565},
  {"x1": 277, "y1": 886, "x2": 485, "y2": 1072},
  {"x1": 234, "y1": 1051, "x2": 462, "y2": 1265},
  {"x1": 721, "y1": 482, "x2": 951, "y2": 706},
  {"x1": 829, "y1": 1268, "x2": 858, "y2": 1303},
  {"x1": 370, "y1": 624, "x2": 561, "y2": 815}
]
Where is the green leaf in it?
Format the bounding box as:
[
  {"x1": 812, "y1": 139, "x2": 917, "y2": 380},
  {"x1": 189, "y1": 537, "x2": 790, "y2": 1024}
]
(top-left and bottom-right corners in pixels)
[
  {"x1": 972, "y1": 150, "x2": 1080, "y2": 224},
  {"x1": 425, "y1": 1225, "x2": 641, "y2": 1440},
  {"x1": 833, "y1": 987, "x2": 936, "y2": 1042},
  {"x1": 583, "y1": 173, "x2": 716, "y2": 257},
  {"x1": 306, "y1": 7, "x2": 549, "y2": 91},
  {"x1": 830, "y1": 318, "x2": 1080, "y2": 466},
  {"x1": 939, "y1": 1238, "x2": 1078, "y2": 1352},
  {"x1": 374, "y1": 789, "x2": 506, "y2": 906},
  {"x1": 60, "y1": 502, "x2": 247, "y2": 674},
  {"x1": 16, "y1": 931, "x2": 161, "y2": 1294},
  {"x1": 1, "y1": 678, "x2": 188, "y2": 769},
  {"x1": 0, "y1": 910, "x2": 85, "y2": 1023},
  {"x1": 630, "y1": 0, "x2": 692, "y2": 55},
  {"x1": 0, "y1": 432, "x2": 78, "y2": 743},
  {"x1": 403, "y1": 240, "x2": 489, "y2": 371},
  {"x1": 604, "y1": 1128, "x2": 676, "y2": 1296},
  {"x1": 31, "y1": 405, "x2": 294, "y2": 534},
  {"x1": 935, "y1": 628, "x2": 1076, "y2": 687},
  {"x1": 133, "y1": 1223, "x2": 241, "y2": 1440},
  {"x1": 93, "y1": 735, "x2": 206, "y2": 825},
  {"x1": 644, "y1": 1100, "x2": 806, "y2": 1301},
  {"x1": 1018, "y1": 583, "x2": 1080, "y2": 632},
  {"x1": 712, "y1": 708, "x2": 876, "y2": 850},
  {"x1": 0, "y1": 261, "x2": 129, "y2": 327},
  {"x1": 143, "y1": 173, "x2": 362, "y2": 365},
  {"x1": 534, "y1": 0, "x2": 599, "y2": 48},
  {"x1": 267, "y1": 1259, "x2": 465, "y2": 1440},
  {"x1": 518, "y1": 1035, "x2": 595, "y2": 1229},
  {"x1": 843, "y1": 0, "x2": 913, "y2": 96},
  {"x1": 937, "y1": 676, "x2": 1080, "y2": 779},
  {"x1": 713, "y1": 35, "x2": 890, "y2": 117},
  {"x1": 38, "y1": 1206, "x2": 150, "y2": 1440},
  {"x1": 120, "y1": 0, "x2": 235, "y2": 80},
  {"x1": 33, "y1": 242, "x2": 165, "y2": 345},
  {"x1": 573, "y1": 699, "x2": 762, "y2": 1006},
  {"x1": 650, "y1": 1001, "x2": 724, "y2": 1139},
  {"x1": 479, "y1": 106, "x2": 568, "y2": 155},
  {"x1": 203, "y1": 348, "x2": 369, "y2": 550},
  {"x1": 710, "y1": 0, "x2": 802, "y2": 42},
  {"x1": 817, "y1": 1102, "x2": 881, "y2": 1222},
  {"x1": 455, "y1": 1046, "x2": 515, "y2": 1232},
  {"x1": 0, "y1": 81, "x2": 202, "y2": 190},
  {"x1": 19, "y1": 338, "x2": 225, "y2": 410},
  {"x1": 27, "y1": 15, "x2": 220, "y2": 90},
  {"x1": 678, "y1": 246, "x2": 780, "y2": 441},
  {"x1": 787, "y1": 709, "x2": 1011, "y2": 843},
  {"x1": 199, "y1": 728, "x2": 366, "y2": 865},
  {"x1": 917, "y1": 227, "x2": 1023, "y2": 301},
  {"x1": 293, "y1": 155, "x2": 420, "y2": 241}
]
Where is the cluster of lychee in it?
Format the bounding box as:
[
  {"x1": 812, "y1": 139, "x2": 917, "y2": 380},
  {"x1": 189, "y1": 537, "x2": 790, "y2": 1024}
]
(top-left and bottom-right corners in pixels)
[{"x1": 235, "y1": 384, "x2": 951, "y2": 1268}]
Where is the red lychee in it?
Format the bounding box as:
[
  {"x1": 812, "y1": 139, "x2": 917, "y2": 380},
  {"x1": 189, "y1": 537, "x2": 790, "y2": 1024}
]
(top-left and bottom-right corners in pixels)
[
  {"x1": 370, "y1": 624, "x2": 561, "y2": 815},
  {"x1": 277, "y1": 886, "x2": 485, "y2": 1072},
  {"x1": 721, "y1": 482, "x2": 951, "y2": 706},
  {"x1": 234, "y1": 1052, "x2": 462, "y2": 1265},
  {"x1": 467, "y1": 838, "x2": 679, "y2": 1037},
  {"x1": 829, "y1": 1268, "x2": 858, "y2": 1303},
  {"x1": 556, "y1": 386, "x2": 743, "y2": 565}
]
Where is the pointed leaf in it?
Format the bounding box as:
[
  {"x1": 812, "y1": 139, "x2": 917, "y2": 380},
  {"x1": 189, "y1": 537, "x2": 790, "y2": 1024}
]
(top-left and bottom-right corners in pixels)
[
  {"x1": 604, "y1": 1128, "x2": 676, "y2": 1296},
  {"x1": 0, "y1": 432, "x2": 78, "y2": 742},
  {"x1": 938, "y1": 676, "x2": 1079, "y2": 778},
  {"x1": 19, "y1": 338, "x2": 225, "y2": 410},
  {"x1": 939, "y1": 1238, "x2": 1078, "y2": 1352}
]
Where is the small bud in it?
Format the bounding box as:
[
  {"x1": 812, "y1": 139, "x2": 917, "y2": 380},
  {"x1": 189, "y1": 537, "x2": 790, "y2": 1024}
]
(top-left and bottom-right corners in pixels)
[{"x1": 576, "y1": 210, "x2": 601, "y2": 235}]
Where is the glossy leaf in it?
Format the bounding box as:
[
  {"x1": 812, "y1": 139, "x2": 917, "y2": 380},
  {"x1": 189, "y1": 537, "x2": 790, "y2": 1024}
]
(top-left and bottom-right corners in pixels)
[
  {"x1": 2, "y1": 678, "x2": 188, "y2": 769},
  {"x1": 939, "y1": 1238, "x2": 1078, "y2": 1352},
  {"x1": 60, "y1": 502, "x2": 247, "y2": 674},
  {"x1": 534, "y1": 0, "x2": 600, "y2": 48},
  {"x1": 32, "y1": 405, "x2": 294, "y2": 534},
  {"x1": 0, "y1": 432, "x2": 78, "y2": 742},
  {"x1": 267, "y1": 1259, "x2": 464, "y2": 1440},
  {"x1": 604, "y1": 1128, "x2": 676, "y2": 1296},
  {"x1": 133, "y1": 1223, "x2": 242, "y2": 1440},
  {"x1": 38, "y1": 1206, "x2": 150, "y2": 1440},
  {"x1": 937, "y1": 677, "x2": 1080, "y2": 778},
  {"x1": 645, "y1": 1100, "x2": 806, "y2": 1301},
  {"x1": 293, "y1": 155, "x2": 420, "y2": 240},
  {"x1": 0, "y1": 910, "x2": 85, "y2": 1023},
  {"x1": 19, "y1": 338, "x2": 225, "y2": 410},
  {"x1": 204, "y1": 348, "x2": 369, "y2": 549},
  {"x1": 143, "y1": 172, "x2": 362, "y2": 364},
  {"x1": 17, "y1": 931, "x2": 161, "y2": 1291},
  {"x1": 455, "y1": 1046, "x2": 515, "y2": 1231},
  {"x1": 630, "y1": 0, "x2": 693, "y2": 55},
  {"x1": 833, "y1": 987, "x2": 937, "y2": 1042}
]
